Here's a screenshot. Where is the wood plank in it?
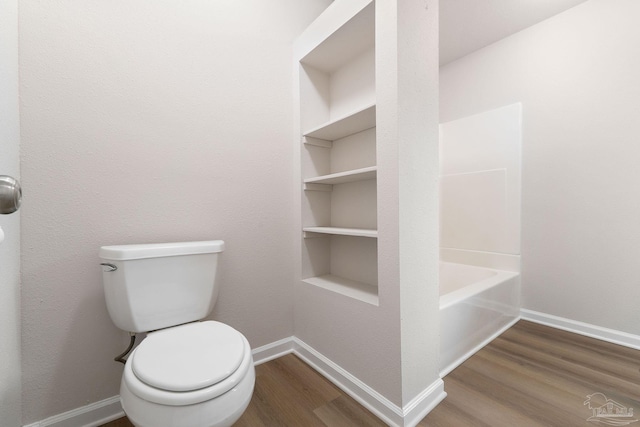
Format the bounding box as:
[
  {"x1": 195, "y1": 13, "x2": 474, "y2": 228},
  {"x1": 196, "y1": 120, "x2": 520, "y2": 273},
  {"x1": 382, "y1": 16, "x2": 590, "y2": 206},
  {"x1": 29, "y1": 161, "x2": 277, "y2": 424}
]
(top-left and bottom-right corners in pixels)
[
  {"x1": 313, "y1": 395, "x2": 387, "y2": 427},
  {"x1": 448, "y1": 364, "x2": 585, "y2": 425},
  {"x1": 418, "y1": 397, "x2": 493, "y2": 427},
  {"x1": 234, "y1": 365, "x2": 326, "y2": 427},
  {"x1": 474, "y1": 346, "x2": 599, "y2": 406},
  {"x1": 490, "y1": 332, "x2": 640, "y2": 398},
  {"x1": 260, "y1": 354, "x2": 342, "y2": 407},
  {"x1": 440, "y1": 376, "x2": 547, "y2": 427}
]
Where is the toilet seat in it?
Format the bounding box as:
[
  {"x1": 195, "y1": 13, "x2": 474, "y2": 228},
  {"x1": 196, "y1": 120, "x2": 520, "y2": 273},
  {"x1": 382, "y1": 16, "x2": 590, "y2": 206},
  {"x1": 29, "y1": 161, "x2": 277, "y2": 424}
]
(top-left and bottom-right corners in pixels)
[
  {"x1": 123, "y1": 321, "x2": 252, "y2": 406},
  {"x1": 132, "y1": 321, "x2": 245, "y2": 392}
]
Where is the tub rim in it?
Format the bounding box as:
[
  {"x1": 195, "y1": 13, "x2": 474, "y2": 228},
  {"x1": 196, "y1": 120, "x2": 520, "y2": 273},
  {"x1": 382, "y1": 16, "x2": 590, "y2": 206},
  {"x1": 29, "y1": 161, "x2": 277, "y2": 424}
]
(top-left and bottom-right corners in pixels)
[{"x1": 440, "y1": 263, "x2": 519, "y2": 310}]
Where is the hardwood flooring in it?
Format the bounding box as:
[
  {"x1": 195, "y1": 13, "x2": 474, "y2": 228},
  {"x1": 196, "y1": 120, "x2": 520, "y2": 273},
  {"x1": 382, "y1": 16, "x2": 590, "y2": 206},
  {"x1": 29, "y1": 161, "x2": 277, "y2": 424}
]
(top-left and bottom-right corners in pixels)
[
  {"x1": 102, "y1": 320, "x2": 640, "y2": 426},
  {"x1": 423, "y1": 321, "x2": 640, "y2": 426}
]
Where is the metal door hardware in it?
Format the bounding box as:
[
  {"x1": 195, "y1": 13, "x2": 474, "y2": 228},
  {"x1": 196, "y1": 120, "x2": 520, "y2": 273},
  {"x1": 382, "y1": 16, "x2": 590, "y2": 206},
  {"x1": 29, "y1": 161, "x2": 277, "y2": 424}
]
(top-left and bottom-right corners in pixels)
[{"x1": 0, "y1": 175, "x2": 22, "y2": 215}]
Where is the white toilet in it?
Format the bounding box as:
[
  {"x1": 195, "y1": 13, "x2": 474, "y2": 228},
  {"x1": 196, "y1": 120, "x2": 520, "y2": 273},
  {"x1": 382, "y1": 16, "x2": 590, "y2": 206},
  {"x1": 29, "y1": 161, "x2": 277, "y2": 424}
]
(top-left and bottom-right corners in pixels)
[{"x1": 99, "y1": 240, "x2": 255, "y2": 427}]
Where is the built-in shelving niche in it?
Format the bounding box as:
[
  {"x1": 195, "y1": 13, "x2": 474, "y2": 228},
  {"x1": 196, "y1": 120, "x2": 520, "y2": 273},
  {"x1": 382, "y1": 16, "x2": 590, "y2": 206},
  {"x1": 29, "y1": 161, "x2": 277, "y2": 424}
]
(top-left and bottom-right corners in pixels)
[
  {"x1": 302, "y1": 233, "x2": 378, "y2": 306},
  {"x1": 299, "y1": 1, "x2": 378, "y2": 305}
]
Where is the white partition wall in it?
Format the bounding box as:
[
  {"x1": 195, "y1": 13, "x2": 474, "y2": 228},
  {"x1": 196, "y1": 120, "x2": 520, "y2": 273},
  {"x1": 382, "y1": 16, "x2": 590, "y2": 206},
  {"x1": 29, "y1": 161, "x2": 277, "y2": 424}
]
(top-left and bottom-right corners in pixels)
[{"x1": 293, "y1": 1, "x2": 444, "y2": 425}]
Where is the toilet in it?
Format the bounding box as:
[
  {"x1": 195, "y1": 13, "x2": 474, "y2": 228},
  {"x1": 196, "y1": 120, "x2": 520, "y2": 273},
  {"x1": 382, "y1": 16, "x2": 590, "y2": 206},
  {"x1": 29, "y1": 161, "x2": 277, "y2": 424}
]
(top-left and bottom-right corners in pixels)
[{"x1": 99, "y1": 240, "x2": 255, "y2": 427}]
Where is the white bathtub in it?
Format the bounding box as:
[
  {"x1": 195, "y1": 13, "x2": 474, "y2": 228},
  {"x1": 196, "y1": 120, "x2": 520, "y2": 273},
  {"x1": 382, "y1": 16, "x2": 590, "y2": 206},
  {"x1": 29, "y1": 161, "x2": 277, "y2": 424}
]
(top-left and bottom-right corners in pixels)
[{"x1": 439, "y1": 261, "x2": 520, "y2": 376}]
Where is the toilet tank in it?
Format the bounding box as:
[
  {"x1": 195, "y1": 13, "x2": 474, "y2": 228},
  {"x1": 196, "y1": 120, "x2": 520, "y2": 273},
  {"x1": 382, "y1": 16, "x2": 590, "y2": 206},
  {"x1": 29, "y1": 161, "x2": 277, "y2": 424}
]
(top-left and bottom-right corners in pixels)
[{"x1": 99, "y1": 240, "x2": 225, "y2": 333}]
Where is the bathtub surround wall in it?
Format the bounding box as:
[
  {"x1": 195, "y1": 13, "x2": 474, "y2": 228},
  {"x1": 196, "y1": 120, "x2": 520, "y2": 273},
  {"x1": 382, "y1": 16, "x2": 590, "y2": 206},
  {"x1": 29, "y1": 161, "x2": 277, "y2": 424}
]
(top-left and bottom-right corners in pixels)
[
  {"x1": 441, "y1": 0, "x2": 640, "y2": 336},
  {"x1": 18, "y1": 0, "x2": 331, "y2": 424},
  {"x1": 0, "y1": 0, "x2": 22, "y2": 425},
  {"x1": 439, "y1": 104, "x2": 522, "y2": 271}
]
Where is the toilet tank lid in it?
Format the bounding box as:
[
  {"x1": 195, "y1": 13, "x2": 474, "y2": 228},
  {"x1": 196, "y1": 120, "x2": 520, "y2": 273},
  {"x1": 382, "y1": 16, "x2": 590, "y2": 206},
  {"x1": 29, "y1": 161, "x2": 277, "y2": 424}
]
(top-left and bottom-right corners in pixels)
[{"x1": 99, "y1": 240, "x2": 225, "y2": 261}]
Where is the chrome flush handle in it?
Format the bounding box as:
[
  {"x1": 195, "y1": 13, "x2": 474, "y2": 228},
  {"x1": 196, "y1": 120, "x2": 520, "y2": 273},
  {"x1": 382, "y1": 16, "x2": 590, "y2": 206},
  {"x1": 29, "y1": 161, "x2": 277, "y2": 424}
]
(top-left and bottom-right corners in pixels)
[{"x1": 100, "y1": 263, "x2": 118, "y2": 272}]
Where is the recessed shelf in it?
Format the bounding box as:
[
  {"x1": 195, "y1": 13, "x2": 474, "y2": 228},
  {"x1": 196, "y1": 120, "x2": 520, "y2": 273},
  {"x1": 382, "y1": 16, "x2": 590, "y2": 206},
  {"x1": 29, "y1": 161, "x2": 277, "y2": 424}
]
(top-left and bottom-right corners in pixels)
[
  {"x1": 299, "y1": 2, "x2": 375, "y2": 74},
  {"x1": 297, "y1": 0, "x2": 378, "y2": 309},
  {"x1": 303, "y1": 227, "x2": 377, "y2": 238},
  {"x1": 303, "y1": 104, "x2": 376, "y2": 141},
  {"x1": 304, "y1": 166, "x2": 376, "y2": 186},
  {"x1": 303, "y1": 274, "x2": 378, "y2": 306}
]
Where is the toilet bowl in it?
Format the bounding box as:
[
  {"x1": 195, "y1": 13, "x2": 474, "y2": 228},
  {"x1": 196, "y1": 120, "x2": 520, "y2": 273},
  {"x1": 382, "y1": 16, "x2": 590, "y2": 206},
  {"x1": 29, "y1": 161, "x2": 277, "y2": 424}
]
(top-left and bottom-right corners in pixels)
[
  {"x1": 120, "y1": 322, "x2": 255, "y2": 427},
  {"x1": 99, "y1": 240, "x2": 255, "y2": 427}
]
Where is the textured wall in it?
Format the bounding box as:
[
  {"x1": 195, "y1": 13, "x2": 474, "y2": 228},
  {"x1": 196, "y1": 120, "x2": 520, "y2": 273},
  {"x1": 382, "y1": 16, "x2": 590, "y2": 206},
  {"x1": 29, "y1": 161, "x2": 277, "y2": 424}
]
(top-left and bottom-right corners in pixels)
[
  {"x1": 441, "y1": 0, "x2": 640, "y2": 335},
  {"x1": 19, "y1": 0, "x2": 330, "y2": 423},
  {"x1": 0, "y1": 0, "x2": 22, "y2": 424}
]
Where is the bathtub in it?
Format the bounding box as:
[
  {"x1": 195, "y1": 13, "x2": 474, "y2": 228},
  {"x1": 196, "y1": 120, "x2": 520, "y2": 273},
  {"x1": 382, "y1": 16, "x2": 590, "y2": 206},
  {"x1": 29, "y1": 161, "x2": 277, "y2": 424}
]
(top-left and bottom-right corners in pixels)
[{"x1": 439, "y1": 261, "x2": 520, "y2": 377}]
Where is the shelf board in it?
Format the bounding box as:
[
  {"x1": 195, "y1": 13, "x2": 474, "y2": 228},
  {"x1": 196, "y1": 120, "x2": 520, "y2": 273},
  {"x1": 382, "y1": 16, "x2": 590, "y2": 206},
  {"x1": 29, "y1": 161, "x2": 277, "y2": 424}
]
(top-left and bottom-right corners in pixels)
[
  {"x1": 303, "y1": 227, "x2": 377, "y2": 238},
  {"x1": 302, "y1": 274, "x2": 378, "y2": 306},
  {"x1": 299, "y1": 2, "x2": 375, "y2": 74},
  {"x1": 304, "y1": 166, "x2": 376, "y2": 186},
  {"x1": 303, "y1": 104, "x2": 375, "y2": 141}
]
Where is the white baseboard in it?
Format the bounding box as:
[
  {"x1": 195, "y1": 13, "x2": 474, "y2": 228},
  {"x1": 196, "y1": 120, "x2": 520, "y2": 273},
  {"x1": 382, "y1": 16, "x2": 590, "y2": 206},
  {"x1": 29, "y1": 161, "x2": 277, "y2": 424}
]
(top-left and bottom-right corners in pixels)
[
  {"x1": 521, "y1": 309, "x2": 640, "y2": 350},
  {"x1": 251, "y1": 336, "x2": 294, "y2": 365},
  {"x1": 293, "y1": 337, "x2": 446, "y2": 427},
  {"x1": 22, "y1": 396, "x2": 124, "y2": 427},
  {"x1": 25, "y1": 336, "x2": 448, "y2": 427},
  {"x1": 400, "y1": 379, "x2": 448, "y2": 427}
]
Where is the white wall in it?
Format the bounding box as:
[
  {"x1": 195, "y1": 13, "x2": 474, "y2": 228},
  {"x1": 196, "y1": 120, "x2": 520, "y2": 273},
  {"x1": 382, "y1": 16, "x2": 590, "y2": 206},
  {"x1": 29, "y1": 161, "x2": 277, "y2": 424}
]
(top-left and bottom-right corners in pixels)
[
  {"x1": 441, "y1": 0, "x2": 640, "y2": 335},
  {"x1": 0, "y1": 0, "x2": 22, "y2": 425},
  {"x1": 19, "y1": 0, "x2": 331, "y2": 423}
]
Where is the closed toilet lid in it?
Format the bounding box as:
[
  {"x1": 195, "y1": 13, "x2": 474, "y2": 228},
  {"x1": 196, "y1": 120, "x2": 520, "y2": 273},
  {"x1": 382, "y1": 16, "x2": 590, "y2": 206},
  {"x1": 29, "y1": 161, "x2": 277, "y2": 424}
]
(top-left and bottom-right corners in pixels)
[{"x1": 131, "y1": 321, "x2": 245, "y2": 392}]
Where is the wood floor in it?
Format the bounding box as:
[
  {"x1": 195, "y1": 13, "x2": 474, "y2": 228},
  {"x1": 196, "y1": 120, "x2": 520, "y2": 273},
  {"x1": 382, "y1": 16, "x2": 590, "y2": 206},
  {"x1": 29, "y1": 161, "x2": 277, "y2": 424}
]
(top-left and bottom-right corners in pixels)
[
  {"x1": 425, "y1": 321, "x2": 640, "y2": 426},
  {"x1": 102, "y1": 320, "x2": 640, "y2": 426}
]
